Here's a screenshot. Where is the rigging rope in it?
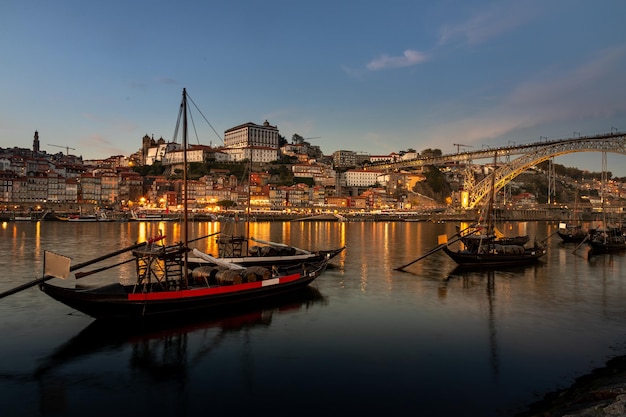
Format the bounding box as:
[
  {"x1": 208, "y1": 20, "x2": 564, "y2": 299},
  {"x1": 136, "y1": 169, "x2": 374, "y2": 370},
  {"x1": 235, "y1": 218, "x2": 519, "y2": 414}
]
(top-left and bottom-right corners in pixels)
[{"x1": 187, "y1": 92, "x2": 224, "y2": 145}]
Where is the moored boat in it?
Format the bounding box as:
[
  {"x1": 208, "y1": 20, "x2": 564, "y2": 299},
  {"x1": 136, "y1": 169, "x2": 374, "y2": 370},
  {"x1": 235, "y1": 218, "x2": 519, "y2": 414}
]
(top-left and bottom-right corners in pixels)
[
  {"x1": 33, "y1": 89, "x2": 333, "y2": 321},
  {"x1": 556, "y1": 223, "x2": 588, "y2": 243},
  {"x1": 40, "y1": 244, "x2": 330, "y2": 321},
  {"x1": 187, "y1": 234, "x2": 344, "y2": 269},
  {"x1": 587, "y1": 227, "x2": 626, "y2": 252},
  {"x1": 442, "y1": 242, "x2": 546, "y2": 268},
  {"x1": 442, "y1": 152, "x2": 546, "y2": 268}
]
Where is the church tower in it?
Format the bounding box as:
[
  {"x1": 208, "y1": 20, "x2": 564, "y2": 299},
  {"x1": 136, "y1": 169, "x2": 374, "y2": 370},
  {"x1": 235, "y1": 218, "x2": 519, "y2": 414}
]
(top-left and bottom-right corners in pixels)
[{"x1": 33, "y1": 130, "x2": 40, "y2": 153}]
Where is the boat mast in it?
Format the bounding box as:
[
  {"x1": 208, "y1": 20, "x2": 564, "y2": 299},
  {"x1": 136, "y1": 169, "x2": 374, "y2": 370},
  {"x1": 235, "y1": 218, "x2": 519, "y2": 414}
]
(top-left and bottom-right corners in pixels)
[
  {"x1": 486, "y1": 152, "x2": 497, "y2": 235},
  {"x1": 182, "y1": 88, "x2": 189, "y2": 288}
]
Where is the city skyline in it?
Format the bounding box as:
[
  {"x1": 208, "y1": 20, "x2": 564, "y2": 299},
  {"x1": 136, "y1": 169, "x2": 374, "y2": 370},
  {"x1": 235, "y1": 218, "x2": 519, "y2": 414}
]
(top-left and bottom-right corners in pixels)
[{"x1": 1, "y1": 1, "x2": 625, "y2": 175}]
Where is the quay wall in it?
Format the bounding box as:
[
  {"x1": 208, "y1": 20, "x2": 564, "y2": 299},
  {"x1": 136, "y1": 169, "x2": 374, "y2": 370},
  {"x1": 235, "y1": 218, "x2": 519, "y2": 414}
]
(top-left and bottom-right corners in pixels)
[{"x1": 0, "y1": 202, "x2": 613, "y2": 223}]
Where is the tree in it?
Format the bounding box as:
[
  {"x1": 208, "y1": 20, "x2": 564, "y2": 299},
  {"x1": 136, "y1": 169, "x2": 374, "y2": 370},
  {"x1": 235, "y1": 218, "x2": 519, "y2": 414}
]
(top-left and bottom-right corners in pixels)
[{"x1": 217, "y1": 200, "x2": 237, "y2": 208}]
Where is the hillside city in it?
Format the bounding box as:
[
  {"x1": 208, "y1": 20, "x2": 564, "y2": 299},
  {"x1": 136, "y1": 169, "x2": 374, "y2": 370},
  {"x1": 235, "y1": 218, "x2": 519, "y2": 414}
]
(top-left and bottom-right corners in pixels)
[{"x1": 1, "y1": 121, "x2": 625, "y2": 219}]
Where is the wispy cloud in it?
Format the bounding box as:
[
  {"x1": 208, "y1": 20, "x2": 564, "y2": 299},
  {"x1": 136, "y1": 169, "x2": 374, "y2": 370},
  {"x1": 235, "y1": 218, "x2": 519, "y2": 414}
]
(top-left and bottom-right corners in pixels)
[
  {"x1": 80, "y1": 134, "x2": 128, "y2": 157},
  {"x1": 422, "y1": 45, "x2": 626, "y2": 147},
  {"x1": 438, "y1": 4, "x2": 536, "y2": 46},
  {"x1": 366, "y1": 49, "x2": 428, "y2": 71}
]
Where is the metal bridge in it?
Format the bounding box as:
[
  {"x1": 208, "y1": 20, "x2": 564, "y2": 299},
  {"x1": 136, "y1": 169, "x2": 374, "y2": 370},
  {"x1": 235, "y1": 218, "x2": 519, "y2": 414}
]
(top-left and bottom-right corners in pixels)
[{"x1": 366, "y1": 131, "x2": 626, "y2": 209}]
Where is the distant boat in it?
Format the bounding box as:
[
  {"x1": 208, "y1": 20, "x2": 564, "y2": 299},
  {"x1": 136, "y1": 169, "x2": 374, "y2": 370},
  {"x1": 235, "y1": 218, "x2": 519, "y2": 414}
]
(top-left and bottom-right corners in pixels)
[
  {"x1": 443, "y1": 152, "x2": 546, "y2": 268},
  {"x1": 588, "y1": 227, "x2": 626, "y2": 252},
  {"x1": 187, "y1": 235, "x2": 345, "y2": 269},
  {"x1": 57, "y1": 212, "x2": 113, "y2": 222},
  {"x1": 557, "y1": 192, "x2": 587, "y2": 243},
  {"x1": 13, "y1": 216, "x2": 33, "y2": 221},
  {"x1": 129, "y1": 210, "x2": 179, "y2": 222},
  {"x1": 556, "y1": 223, "x2": 587, "y2": 243},
  {"x1": 586, "y1": 152, "x2": 626, "y2": 253}
]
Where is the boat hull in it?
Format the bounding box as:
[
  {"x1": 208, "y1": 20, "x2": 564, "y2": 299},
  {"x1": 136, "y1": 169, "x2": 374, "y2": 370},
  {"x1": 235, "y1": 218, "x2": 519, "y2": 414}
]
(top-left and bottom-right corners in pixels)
[
  {"x1": 442, "y1": 245, "x2": 545, "y2": 268},
  {"x1": 557, "y1": 230, "x2": 587, "y2": 243},
  {"x1": 40, "y1": 260, "x2": 328, "y2": 321}
]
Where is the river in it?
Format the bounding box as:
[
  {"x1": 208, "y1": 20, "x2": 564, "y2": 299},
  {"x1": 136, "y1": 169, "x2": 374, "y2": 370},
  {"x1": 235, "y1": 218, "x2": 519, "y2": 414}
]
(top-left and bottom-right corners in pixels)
[{"x1": 0, "y1": 219, "x2": 625, "y2": 416}]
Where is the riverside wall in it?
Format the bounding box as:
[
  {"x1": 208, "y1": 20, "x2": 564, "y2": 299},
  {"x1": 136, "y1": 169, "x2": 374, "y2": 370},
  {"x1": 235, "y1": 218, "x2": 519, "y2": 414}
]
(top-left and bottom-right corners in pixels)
[{"x1": 0, "y1": 202, "x2": 614, "y2": 223}]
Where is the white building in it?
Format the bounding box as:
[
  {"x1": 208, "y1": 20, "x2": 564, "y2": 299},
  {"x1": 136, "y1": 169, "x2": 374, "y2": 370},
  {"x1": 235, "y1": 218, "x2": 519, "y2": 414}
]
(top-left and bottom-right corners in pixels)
[
  {"x1": 345, "y1": 169, "x2": 383, "y2": 187},
  {"x1": 224, "y1": 146, "x2": 278, "y2": 163},
  {"x1": 223, "y1": 121, "x2": 279, "y2": 162}
]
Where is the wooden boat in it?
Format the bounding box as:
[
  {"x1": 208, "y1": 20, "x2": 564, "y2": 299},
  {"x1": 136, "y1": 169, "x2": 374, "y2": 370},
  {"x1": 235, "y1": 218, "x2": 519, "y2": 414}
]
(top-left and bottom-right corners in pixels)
[
  {"x1": 187, "y1": 234, "x2": 344, "y2": 269},
  {"x1": 586, "y1": 153, "x2": 626, "y2": 253},
  {"x1": 459, "y1": 230, "x2": 529, "y2": 252},
  {"x1": 40, "y1": 244, "x2": 330, "y2": 321},
  {"x1": 442, "y1": 242, "x2": 546, "y2": 268},
  {"x1": 587, "y1": 227, "x2": 626, "y2": 252},
  {"x1": 13, "y1": 216, "x2": 33, "y2": 221},
  {"x1": 56, "y1": 212, "x2": 113, "y2": 222},
  {"x1": 443, "y1": 152, "x2": 546, "y2": 268},
  {"x1": 129, "y1": 210, "x2": 180, "y2": 222},
  {"x1": 35, "y1": 89, "x2": 332, "y2": 321},
  {"x1": 557, "y1": 192, "x2": 587, "y2": 243},
  {"x1": 556, "y1": 224, "x2": 587, "y2": 243}
]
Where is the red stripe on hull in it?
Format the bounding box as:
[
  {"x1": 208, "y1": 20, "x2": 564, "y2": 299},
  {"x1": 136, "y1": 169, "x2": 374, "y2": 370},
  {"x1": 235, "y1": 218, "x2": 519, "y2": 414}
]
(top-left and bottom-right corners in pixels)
[{"x1": 127, "y1": 273, "x2": 302, "y2": 301}]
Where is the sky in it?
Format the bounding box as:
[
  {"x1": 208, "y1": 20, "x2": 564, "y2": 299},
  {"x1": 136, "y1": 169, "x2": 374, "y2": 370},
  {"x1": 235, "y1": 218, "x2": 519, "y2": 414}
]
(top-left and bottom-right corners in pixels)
[{"x1": 1, "y1": 0, "x2": 626, "y2": 175}]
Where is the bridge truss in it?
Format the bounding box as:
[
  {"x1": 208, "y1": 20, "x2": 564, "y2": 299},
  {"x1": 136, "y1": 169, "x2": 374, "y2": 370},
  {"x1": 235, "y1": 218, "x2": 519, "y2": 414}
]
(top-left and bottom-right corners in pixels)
[
  {"x1": 467, "y1": 133, "x2": 626, "y2": 209},
  {"x1": 367, "y1": 132, "x2": 626, "y2": 209}
]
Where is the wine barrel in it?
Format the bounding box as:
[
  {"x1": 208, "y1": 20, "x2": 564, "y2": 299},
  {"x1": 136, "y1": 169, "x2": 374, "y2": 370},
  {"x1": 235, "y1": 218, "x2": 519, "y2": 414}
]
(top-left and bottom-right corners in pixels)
[
  {"x1": 192, "y1": 266, "x2": 219, "y2": 284},
  {"x1": 215, "y1": 269, "x2": 243, "y2": 285},
  {"x1": 244, "y1": 266, "x2": 272, "y2": 281}
]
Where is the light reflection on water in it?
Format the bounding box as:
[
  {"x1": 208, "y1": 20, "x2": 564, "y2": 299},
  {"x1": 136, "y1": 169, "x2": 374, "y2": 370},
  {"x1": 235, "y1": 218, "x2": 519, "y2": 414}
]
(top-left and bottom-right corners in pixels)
[{"x1": 1, "y1": 220, "x2": 626, "y2": 416}]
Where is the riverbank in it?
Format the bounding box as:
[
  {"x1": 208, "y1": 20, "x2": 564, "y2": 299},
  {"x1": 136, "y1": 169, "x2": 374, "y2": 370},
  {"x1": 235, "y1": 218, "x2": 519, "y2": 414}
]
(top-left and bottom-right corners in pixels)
[
  {"x1": 517, "y1": 355, "x2": 626, "y2": 416},
  {"x1": 1, "y1": 208, "x2": 597, "y2": 223}
]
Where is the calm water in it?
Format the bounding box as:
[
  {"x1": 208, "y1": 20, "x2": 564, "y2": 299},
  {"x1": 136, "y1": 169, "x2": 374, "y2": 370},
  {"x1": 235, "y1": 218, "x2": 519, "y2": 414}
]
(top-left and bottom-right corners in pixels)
[{"x1": 1, "y1": 220, "x2": 626, "y2": 416}]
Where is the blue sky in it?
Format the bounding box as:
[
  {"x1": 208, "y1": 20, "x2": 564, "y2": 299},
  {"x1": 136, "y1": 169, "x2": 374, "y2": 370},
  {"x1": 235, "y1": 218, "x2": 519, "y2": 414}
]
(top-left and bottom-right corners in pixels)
[{"x1": 2, "y1": 1, "x2": 626, "y2": 175}]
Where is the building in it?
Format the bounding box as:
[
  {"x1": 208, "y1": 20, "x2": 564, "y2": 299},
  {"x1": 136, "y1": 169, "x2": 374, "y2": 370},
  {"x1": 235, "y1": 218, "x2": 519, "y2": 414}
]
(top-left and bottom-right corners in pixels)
[
  {"x1": 223, "y1": 121, "x2": 280, "y2": 162},
  {"x1": 345, "y1": 169, "x2": 383, "y2": 187},
  {"x1": 332, "y1": 150, "x2": 357, "y2": 169}
]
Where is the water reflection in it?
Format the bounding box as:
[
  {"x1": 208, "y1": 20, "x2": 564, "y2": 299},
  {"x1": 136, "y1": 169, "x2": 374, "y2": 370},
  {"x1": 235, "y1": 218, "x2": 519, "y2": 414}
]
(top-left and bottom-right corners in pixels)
[
  {"x1": 33, "y1": 287, "x2": 326, "y2": 415},
  {"x1": 5, "y1": 221, "x2": 626, "y2": 416}
]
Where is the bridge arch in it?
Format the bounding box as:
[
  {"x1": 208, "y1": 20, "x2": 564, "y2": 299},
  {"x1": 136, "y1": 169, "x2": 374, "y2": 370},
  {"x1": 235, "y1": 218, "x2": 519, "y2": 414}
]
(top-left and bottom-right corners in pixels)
[{"x1": 466, "y1": 135, "x2": 626, "y2": 209}]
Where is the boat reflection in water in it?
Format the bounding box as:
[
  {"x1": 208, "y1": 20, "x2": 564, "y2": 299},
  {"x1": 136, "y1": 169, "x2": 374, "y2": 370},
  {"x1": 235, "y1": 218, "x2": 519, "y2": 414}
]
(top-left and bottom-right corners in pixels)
[{"x1": 34, "y1": 287, "x2": 326, "y2": 415}]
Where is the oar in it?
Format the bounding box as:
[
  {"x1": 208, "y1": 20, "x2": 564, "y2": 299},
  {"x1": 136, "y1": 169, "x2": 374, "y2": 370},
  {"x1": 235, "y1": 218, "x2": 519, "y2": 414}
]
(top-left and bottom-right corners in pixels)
[
  {"x1": 0, "y1": 235, "x2": 165, "y2": 300},
  {"x1": 187, "y1": 231, "x2": 221, "y2": 244},
  {"x1": 73, "y1": 232, "x2": 220, "y2": 280},
  {"x1": 74, "y1": 257, "x2": 136, "y2": 279},
  {"x1": 540, "y1": 229, "x2": 561, "y2": 244},
  {"x1": 394, "y1": 224, "x2": 478, "y2": 272},
  {"x1": 250, "y1": 237, "x2": 312, "y2": 254},
  {"x1": 572, "y1": 234, "x2": 590, "y2": 254}
]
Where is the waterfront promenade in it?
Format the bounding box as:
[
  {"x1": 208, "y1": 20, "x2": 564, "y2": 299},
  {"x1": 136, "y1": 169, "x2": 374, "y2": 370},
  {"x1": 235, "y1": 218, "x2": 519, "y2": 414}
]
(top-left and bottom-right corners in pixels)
[{"x1": 0, "y1": 204, "x2": 609, "y2": 223}]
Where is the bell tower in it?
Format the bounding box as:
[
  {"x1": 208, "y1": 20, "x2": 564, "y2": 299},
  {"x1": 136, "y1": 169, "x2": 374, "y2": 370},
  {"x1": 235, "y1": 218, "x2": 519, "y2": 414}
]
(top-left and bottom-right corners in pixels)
[{"x1": 33, "y1": 130, "x2": 40, "y2": 153}]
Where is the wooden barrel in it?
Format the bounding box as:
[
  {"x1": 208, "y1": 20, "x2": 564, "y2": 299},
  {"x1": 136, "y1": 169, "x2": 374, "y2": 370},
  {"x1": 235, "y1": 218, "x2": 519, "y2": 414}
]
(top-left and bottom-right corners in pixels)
[
  {"x1": 240, "y1": 269, "x2": 258, "y2": 283},
  {"x1": 192, "y1": 266, "x2": 219, "y2": 284},
  {"x1": 244, "y1": 266, "x2": 272, "y2": 281},
  {"x1": 215, "y1": 269, "x2": 243, "y2": 285}
]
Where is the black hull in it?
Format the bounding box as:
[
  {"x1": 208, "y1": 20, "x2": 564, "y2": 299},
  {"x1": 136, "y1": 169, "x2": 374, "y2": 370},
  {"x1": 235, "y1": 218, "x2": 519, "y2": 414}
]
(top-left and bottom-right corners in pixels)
[
  {"x1": 442, "y1": 246, "x2": 545, "y2": 268},
  {"x1": 557, "y1": 230, "x2": 587, "y2": 243},
  {"x1": 41, "y1": 261, "x2": 328, "y2": 321},
  {"x1": 588, "y1": 241, "x2": 626, "y2": 252}
]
